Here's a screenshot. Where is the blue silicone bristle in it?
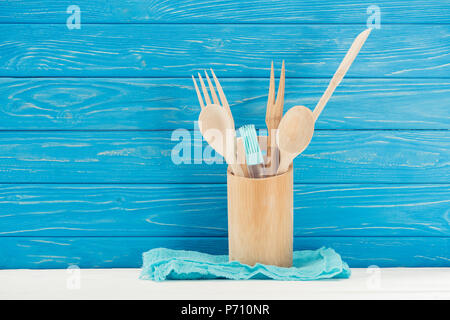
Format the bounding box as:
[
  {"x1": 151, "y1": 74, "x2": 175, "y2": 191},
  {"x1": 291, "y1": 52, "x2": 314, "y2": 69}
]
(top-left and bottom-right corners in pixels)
[{"x1": 238, "y1": 124, "x2": 264, "y2": 166}]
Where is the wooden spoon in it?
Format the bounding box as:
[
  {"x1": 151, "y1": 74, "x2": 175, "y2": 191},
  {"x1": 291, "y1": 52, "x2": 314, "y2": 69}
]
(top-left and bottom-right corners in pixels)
[
  {"x1": 276, "y1": 28, "x2": 372, "y2": 175},
  {"x1": 276, "y1": 106, "x2": 315, "y2": 175},
  {"x1": 198, "y1": 104, "x2": 242, "y2": 175}
]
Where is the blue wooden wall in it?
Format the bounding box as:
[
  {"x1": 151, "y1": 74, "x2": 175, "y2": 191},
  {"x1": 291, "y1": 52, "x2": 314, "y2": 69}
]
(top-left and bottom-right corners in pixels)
[{"x1": 0, "y1": 0, "x2": 449, "y2": 269}]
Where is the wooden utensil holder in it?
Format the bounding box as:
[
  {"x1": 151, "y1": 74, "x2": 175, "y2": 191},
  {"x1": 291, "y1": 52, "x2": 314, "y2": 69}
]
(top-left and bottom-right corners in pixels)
[{"x1": 227, "y1": 166, "x2": 293, "y2": 267}]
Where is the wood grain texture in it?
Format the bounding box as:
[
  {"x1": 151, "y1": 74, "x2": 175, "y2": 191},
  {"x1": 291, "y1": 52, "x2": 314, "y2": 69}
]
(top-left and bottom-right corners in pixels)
[
  {"x1": 0, "y1": 131, "x2": 447, "y2": 183},
  {"x1": 0, "y1": 184, "x2": 448, "y2": 237},
  {"x1": 0, "y1": 236, "x2": 448, "y2": 269},
  {"x1": 1, "y1": 78, "x2": 449, "y2": 130},
  {"x1": 0, "y1": 24, "x2": 448, "y2": 77},
  {"x1": 1, "y1": 0, "x2": 448, "y2": 269},
  {"x1": 0, "y1": 0, "x2": 448, "y2": 23},
  {"x1": 228, "y1": 168, "x2": 294, "y2": 267}
]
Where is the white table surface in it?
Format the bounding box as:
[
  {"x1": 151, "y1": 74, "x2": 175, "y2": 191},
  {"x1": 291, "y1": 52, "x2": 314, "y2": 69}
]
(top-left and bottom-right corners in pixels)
[{"x1": 1, "y1": 268, "x2": 449, "y2": 300}]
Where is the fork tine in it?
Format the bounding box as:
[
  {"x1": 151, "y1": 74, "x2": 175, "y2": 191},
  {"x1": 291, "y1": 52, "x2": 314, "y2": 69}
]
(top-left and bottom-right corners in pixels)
[
  {"x1": 275, "y1": 60, "x2": 285, "y2": 109},
  {"x1": 198, "y1": 73, "x2": 211, "y2": 105},
  {"x1": 267, "y1": 61, "x2": 275, "y2": 106},
  {"x1": 192, "y1": 75, "x2": 205, "y2": 109},
  {"x1": 210, "y1": 68, "x2": 233, "y2": 121},
  {"x1": 204, "y1": 70, "x2": 220, "y2": 105}
]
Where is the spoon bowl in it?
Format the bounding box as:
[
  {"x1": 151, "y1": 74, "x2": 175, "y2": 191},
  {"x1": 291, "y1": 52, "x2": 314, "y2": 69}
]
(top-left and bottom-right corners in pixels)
[
  {"x1": 276, "y1": 106, "x2": 315, "y2": 174},
  {"x1": 198, "y1": 104, "x2": 239, "y2": 172}
]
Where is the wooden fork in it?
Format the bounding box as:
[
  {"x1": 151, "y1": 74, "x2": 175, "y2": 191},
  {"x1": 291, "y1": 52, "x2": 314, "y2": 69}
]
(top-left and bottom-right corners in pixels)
[
  {"x1": 265, "y1": 61, "x2": 285, "y2": 176},
  {"x1": 192, "y1": 69, "x2": 234, "y2": 124},
  {"x1": 192, "y1": 69, "x2": 244, "y2": 176}
]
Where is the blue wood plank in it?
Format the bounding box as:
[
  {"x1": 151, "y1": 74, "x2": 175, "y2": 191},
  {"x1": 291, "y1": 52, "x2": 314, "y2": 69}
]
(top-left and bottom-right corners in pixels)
[
  {"x1": 1, "y1": 24, "x2": 448, "y2": 77},
  {"x1": 0, "y1": 0, "x2": 448, "y2": 23},
  {"x1": 0, "y1": 131, "x2": 447, "y2": 183},
  {"x1": 0, "y1": 236, "x2": 448, "y2": 268},
  {"x1": 0, "y1": 0, "x2": 448, "y2": 271},
  {"x1": 0, "y1": 184, "x2": 448, "y2": 237},
  {"x1": 0, "y1": 78, "x2": 448, "y2": 130}
]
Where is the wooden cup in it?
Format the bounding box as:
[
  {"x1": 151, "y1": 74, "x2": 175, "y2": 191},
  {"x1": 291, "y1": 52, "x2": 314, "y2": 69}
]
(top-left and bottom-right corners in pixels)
[{"x1": 227, "y1": 166, "x2": 293, "y2": 267}]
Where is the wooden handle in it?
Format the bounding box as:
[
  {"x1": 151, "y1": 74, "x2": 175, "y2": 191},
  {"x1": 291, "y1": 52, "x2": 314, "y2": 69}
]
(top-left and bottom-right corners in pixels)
[
  {"x1": 230, "y1": 163, "x2": 244, "y2": 177},
  {"x1": 312, "y1": 28, "x2": 371, "y2": 121},
  {"x1": 276, "y1": 150, "x2": 291, "y2": 175},
  {"x1": 276, "y1": 159, "x2": 290, "y2": 176},
  {"x1": 228, "y1": 137, "x2": 244, "y2": 177}
]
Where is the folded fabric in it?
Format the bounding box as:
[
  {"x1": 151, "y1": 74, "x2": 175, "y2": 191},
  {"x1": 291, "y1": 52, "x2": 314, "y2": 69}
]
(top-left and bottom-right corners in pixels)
[{"x1": 140, "y1": 247, "x2": 350, "y2": 281}]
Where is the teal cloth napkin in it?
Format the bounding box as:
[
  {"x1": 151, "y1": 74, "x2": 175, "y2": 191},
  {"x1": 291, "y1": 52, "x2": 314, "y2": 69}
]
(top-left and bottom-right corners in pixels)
[{"x1": 140, "y1": 247, "x2": 350, "y2": 281}]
